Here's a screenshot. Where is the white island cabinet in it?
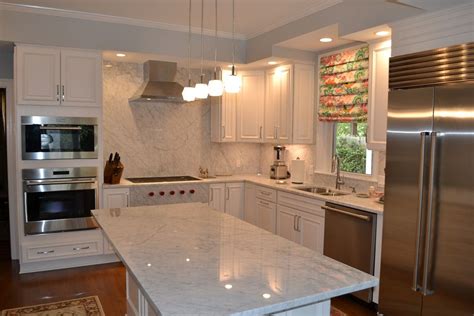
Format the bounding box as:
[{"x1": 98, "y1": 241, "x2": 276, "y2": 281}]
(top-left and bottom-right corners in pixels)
[
  {"x1": 93, "y1": 203, "x2": 378, "y2": 316},
  {"x1": 209, "y1": 182, "x2": 244, "y2": 219}
]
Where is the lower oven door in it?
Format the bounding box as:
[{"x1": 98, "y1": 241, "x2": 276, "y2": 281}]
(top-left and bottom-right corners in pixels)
[{"x1": 23, "y1": 179, "x2": 99, "y2": 235}]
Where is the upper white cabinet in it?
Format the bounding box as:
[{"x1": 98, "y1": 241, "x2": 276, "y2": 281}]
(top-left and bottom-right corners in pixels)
[
  {"x1": 15, "y1": 44, "x2": 102, "y2": 107},
  {"x1": 15, "y1": 45, "x2": 61, "y2": 105},
  {"x1": 264, "y1": 65, "x2": 293, "y2": 143},
  {"x1": 367, "y1": 40, "x2": 391, "y2": 151},
  {"x1": 210, "y1": 89, "x2": 237, "y2": 142},
  {"x1": 211, "y1": 64, "x2": 314, "y2": 144},
  {"x1": 292, "y1": 64, "x2": 315, "y2": 144},
  {"x1": 236, "y1": 70, "x2": 265, "y2": 142}
]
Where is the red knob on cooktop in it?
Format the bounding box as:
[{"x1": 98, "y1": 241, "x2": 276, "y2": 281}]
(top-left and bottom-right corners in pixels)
[
  {"x1": 169, "y1": 191, "x2": 175, "y2": 195},
  {"x1": 190, "y1": 189, "x2": 195, "y2": 194},
  {"x1": 148, "y1": 192, "x2": 155, "y2": 197},
  {"x1": 159, "y1": 191, "x2": 165, "y2": 196},
  {"x1": 180, "y1": 190, "x2": 185, "y2": 195}
]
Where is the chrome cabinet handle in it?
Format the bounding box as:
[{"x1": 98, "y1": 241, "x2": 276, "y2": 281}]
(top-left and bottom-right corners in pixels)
[
  {"x1": 274, "y1": 126, "x2": 277, "y2": 139},
  {"x1": 260, "y1": 191, "x2": 271, "y2": 196},
  {"x1": 39, "y1": 126, "x2": 82, "y2": 131},
  {"x1": 413, "y1": 132, "x2": 429, "y2": 292},
  {"x1": 293, "y1": 215, "x2": 297, "y2": 231},
  {"x1": 258, "y1": 200, "x2": 269, "y2": 206},
  {"x1": 422, "y1": 132, "x2": 438, "y2": 296},
  {"x1": 296, "y1": 215, "x2": 301, "y2": 232},
  {"x1": 226, "y1": 187, "x2": 230, "y2": 200},
  {"x1": 61, "y1": 85, "x2": 65, "y2": 102},
  {"x1": 209, "y1": 188, "x2": 214, "y2": 202},
  {"x1": 222, "y1": 126, "x2": 226, "y2": 139},
  {"x1": 37, "y1": 250, "x2": 54, "y2": 254},
  {"x1": 56, "y1": 84, "x2": 60, "y2": 101},
  {"x1": 73, "y1": 246, "x2": 90, "y2": 251},
  {"x1": 322, "y1": 206, "x2": 371, "y2": 222},
  {"x1": 259, "y1": 126, "x2": 263, "y2": 139}
]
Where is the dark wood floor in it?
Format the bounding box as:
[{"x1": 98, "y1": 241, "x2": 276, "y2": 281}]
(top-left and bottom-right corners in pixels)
[{"x1": 0, "y1": 241, "x2": 376, "y2": 316}]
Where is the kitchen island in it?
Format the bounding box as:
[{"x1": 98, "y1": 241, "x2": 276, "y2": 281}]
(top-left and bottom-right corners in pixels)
[{"x1": 93, "y1": 203, "x2": 378, "y2": 316}]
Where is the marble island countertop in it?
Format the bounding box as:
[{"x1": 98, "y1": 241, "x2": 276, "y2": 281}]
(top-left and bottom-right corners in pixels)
[
  {"x1": 104, "y1": 174, "x2": 384, "y2": 214},
  {"x1": 93, "y1": 203, "x2": 378, "y2": 315}
]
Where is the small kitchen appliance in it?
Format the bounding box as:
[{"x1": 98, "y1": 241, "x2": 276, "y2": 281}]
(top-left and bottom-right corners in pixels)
[
  {"x1": 270, "y1": 146, "x2": 290, "y2": 179},
  {"x1": 291, "y1": 157, "x2": 305, "y2": 184}
]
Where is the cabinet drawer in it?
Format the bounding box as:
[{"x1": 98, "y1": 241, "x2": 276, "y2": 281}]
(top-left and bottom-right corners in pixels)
[
  {"x1": 278, "y1": 191, "x2": 325, "y2": 217},
  {"x1": 256, "y1": 186, "x2": 277, "y2": 203},
  {"x1": 25, "y1": 239, "x2": 102, "y2": 261}
]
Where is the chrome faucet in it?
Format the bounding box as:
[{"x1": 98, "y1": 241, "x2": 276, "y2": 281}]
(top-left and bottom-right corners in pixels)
[{"x1": 332, "y1": 155, "x2": 345, "y2": 190}]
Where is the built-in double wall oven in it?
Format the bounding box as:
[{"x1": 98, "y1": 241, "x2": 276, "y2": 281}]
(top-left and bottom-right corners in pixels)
[
  {"x1": 21, "y1": 116, "x2": 98, "y2": 160},
  {"x1": 23, "y1": 167, "x2": 99, "y2": 235}
]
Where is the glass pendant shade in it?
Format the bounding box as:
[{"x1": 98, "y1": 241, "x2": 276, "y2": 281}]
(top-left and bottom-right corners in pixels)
[
  {"x1": 208, "y1": 79, "x2": 224, "y2": 96},
  {"x1": 224, "y1": 74, "x2": 241, "y2": 93},
  {"x1": 194, "y1": 83, "x2": 209, "y2": 99},
  {"x1": 182, "y1": 86, "x2": 196, "y2": 102}
]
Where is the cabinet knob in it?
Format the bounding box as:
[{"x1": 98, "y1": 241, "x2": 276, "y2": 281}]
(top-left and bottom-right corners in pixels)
[
  {"x1": 159, "y1": 191, "x2": 165, "y2": 196},
  {"x1": 180, "y1": 190, "x2": 186, "y2": 195},
  {"x1": 170, "y1": 191, "x2": 175, "y2": 195},
  {"x1": 190, "y1": 189, "x2": 195, "y2": 194},
  {"x1": 148, "y1": 192, "x2": 155, "y2": 197}
]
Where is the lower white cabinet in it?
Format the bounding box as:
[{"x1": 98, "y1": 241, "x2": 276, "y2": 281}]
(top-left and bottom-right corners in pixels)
[
  {"x1": 103, "y1": 188, "x2": 130, "y2": 208},
  {"x1": 277, "y1": 191, "x2": 325, "y2": 253},
  {"x1": 256, "y1": 198, "x2": 277, "y2": 234},
  {"x1": 244, "y1": 183, "x2": 258, "y2": 226},
  {"x1": 209, "y1": 183, "x2": 244, "y2": 219}
]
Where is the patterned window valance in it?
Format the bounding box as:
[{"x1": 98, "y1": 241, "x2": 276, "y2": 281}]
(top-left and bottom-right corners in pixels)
[{"x1": 318, "y1": 46, "x2": 369, "y2": 123}]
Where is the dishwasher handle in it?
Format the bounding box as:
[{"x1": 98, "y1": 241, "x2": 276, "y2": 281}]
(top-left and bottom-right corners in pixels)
[{"x1": 322, "y1": 205, "x2": 372, "y2": 222}]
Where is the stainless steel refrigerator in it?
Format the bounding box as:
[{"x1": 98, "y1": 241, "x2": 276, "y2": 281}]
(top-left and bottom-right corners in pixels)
[{"x1": 379, "y1": 43, "x2": 474, "y2": 316}]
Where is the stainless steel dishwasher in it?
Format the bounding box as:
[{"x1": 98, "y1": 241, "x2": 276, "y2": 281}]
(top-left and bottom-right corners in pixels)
[{"x1": 323, "y1": 202, "x2": 377, "y2": 303}]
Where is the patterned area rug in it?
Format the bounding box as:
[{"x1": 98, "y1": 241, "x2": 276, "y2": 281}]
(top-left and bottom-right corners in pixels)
[
  {"x1": 331, "y1": 306, "x2": 348, "y2": 316},
  {"x1": 1, "y1": 296, "x2": 105, "y2": 316}
]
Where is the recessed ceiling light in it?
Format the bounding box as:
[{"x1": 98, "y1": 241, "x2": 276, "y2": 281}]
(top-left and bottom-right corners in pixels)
[
  {"x1": 116, "y1": 53, "x2": 126, "y2": 57},
  {"x1": 320, "y1": 37, "x2": 333, "y2": 43},
  {"x1": 224, "y1": 284, "x2": 233, "y2": 289},
  {"x1": 104, "y1": 64, "x2": 112, "y2": 68},
  {"x1": 268, "y1": 61, "x2": 278, "y2": 65},
  {"x1": 262, "y1": 293, "x2": 271, "y2": 299},
  {"x1": 375, "y1": 30, "x2": 390, "y2": 37}
]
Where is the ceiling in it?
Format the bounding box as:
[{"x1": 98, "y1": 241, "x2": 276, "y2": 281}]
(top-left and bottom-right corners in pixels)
[{"x1": 2, "y1": 0, "x2": 343, "y2": 39}]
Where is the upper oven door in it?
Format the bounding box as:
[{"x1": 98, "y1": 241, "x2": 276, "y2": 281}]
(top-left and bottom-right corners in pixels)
[
  {"x1": 24, "y1": 178, "x2": 97, "y2": 223},
  {"x1": 21, "y1": 116, "x2": 98, "y2": 160}
]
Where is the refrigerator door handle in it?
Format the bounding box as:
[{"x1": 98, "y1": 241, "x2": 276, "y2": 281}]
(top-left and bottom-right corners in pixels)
[
  {"x1": 412, "y1": 131, "x2": 430, "y2": 292},
  {"x1": 422, "y1": 131, "x2": 438, "y2": 296}
]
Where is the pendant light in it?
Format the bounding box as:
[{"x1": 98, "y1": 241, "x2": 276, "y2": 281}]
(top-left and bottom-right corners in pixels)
[
  {"x1": 182, "y1": 0, "x2": 195, "y2": 102},
  {"x1": 208, "y1": 0, "x2": 224, "y2": 97},
  {"x1": 224, "y1": 0, "x2": 241, "y2": 93},
  {"x1": 195, "y1": 0, "x2": 209, "y2": 99}
]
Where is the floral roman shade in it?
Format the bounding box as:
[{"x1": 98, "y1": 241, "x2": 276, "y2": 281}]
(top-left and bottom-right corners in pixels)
[{"x1": 318, "y1": 46, "x2": 369, "y2": 122}]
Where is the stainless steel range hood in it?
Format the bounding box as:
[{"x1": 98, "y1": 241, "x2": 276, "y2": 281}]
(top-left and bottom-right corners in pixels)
[{"x1": 129, "y1": 60, "x2": 184, "y2": 103}]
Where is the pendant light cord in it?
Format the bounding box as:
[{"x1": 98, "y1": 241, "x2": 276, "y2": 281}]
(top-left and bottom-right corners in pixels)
[
  {"x1": 200, "y1": 0, "x2": 204, "y2": 83},
  {"x1": 231, "y1": 0, "x2": 236, "y2": 75},
  {"x1": 187, "y1": 0, "x2": 192, "y2": 86},
  {"x1": 214, "y1": 0, "x2": 218, "y2": 78}
]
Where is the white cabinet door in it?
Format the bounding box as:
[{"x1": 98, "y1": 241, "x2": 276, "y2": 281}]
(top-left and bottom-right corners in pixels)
[
  {"x1": 103, "y1": 188, "x2": 130, "y2": 208},
  {"x1": 60, "y1": 49, "x2": 102, "y2": 107},
  {"x1": 256, "y1": 198, "x2": 277, "y2": 234},
  {"x1": 277, "y1": 65, "x2": 293, "y2": 143},
  {"x1": 292, "y1": 64, "x2": 315, "y2": 144},
  {"x1": 277, "y1": 205, "x2": 299, "y2": 244},
  {"x1": 211, "y1": 70, "x2": 237, "y2": 142},
  {"x1": 264, "y1": 65, "x2": 293, "y2": 143},
  {"x1": 244, "y1": 183, "x2": 258, "y2": 226},
  {"x1": 225, "y1": 183, "x2": 244, "y2": 219},
  {"x1": 15, "y1": 45, "x2": 61, "y2": 105},
  {"x1": 209, "y1": 183, "x2": 226, "y2": 212},
  {"x1": 367, "y1": 40, "x2": 391, "y2": 151},
  {"x1": 298, "y1": 211, "x2": 325, "y2": 254},
  {"x1": 237, "y1": 70, "x2": 264, "y2": 142}
]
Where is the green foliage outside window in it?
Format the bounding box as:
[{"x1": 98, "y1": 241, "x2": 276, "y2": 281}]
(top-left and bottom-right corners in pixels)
[{"x1": 335, "y1": 123, "x2": 370, "y2": 174}]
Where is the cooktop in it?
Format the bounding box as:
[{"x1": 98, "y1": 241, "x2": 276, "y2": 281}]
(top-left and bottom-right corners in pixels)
[{"x1": 126, "y1": 176, "x2": 202, "y2": 183}]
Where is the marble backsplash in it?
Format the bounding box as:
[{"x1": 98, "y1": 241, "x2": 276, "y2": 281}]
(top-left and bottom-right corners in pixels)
[{"x1": 103, "y1": 61, "x2": 261, "y2": 178}]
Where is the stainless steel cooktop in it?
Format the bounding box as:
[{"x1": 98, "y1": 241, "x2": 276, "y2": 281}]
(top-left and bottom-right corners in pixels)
[{"x1": 126, "y1": 176, "x2": 201, "y2": 183}]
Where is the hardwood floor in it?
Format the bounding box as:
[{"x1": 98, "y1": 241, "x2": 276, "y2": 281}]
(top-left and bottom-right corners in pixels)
[{"x1": 1, "y1": 252, "x2": 376, "y2": 316}]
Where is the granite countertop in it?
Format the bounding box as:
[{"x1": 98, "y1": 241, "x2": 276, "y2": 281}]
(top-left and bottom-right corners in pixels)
[
  {"x1": 93, "y1": 203, "x2": 378, "y2": 315},
  {"x1": 104, "y1": 174, "x2": 384, "y2": 214}
]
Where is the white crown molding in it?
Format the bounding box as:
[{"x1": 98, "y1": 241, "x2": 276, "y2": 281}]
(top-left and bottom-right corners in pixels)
[
  {"x1": 247, "y1": 0, "x2": 343, "y2": 39},
  {"x1": 0, "y1": 1, "x2": 247, "y2": 40}
]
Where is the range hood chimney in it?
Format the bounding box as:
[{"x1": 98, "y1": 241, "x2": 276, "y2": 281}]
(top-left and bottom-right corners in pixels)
[{"x1": 129, "y1": 60, "x2": 185, "y2": 103}]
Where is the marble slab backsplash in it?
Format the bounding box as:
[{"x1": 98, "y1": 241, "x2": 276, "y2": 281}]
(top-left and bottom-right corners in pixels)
[{"x1": 103, "y1": 61, "x2": 260, "y2": 178}]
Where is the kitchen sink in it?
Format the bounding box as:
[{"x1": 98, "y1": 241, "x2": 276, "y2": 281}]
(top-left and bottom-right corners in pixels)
[{"x1": 296, "y1": 186, "x2": 350, "y2": 196}]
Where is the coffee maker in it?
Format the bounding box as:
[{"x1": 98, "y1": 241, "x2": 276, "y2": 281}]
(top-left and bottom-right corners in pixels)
[{"x1": 270, "y1": 146, "x2": 290, "y2": 179}]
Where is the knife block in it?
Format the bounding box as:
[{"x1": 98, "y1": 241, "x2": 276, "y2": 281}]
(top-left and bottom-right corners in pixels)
[{"x1": 104, "y1": 161, "x2": 124, "y2": 184}]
